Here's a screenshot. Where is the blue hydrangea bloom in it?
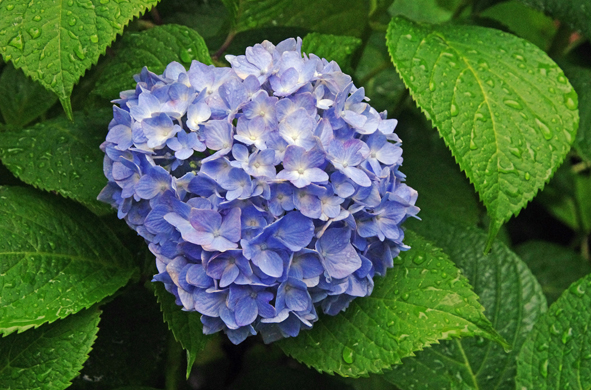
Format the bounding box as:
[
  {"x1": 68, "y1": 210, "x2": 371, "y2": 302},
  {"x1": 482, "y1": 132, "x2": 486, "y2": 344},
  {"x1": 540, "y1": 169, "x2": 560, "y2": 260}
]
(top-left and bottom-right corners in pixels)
[{"x1": 99, "y1": 37, "x2": 419, "y2": 344}]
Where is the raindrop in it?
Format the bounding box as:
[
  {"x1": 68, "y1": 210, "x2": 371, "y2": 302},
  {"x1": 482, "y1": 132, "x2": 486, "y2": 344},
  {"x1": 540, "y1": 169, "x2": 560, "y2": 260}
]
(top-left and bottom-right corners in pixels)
[
  {"x1": 180, "y1": 48, "x2": 193, "y2": 63},
  {"x1": 513, "y1": 54, "x2": 525, "y2": 62},
  {"x1": 550, "y1": 323, "x2": 561, "y2": 335},
  {"x1": 90, "y1": 34, "x2": 99, "y2": 43},
  {"x1": 470, "y1": 138, "x2": 478, "y2": 150},
  {"x1": 33, "y1": 15, "x2": 42, "y2": 21},
  {"x1": 525, "y1": 172, "x2": 530, "y2": 181},
  {"x1": 8, "y1": 34, "x2": 23, "y2": 51},
  {"x1": 569, "y1": 282, "x2": 585, "y2": 297},
  {"x1": 401, "y1": 293, "x2": 410, "y2": 301},
  {"x1": 486, "y1": 79, "x2": 494, "y2": 87},
  {"x1": 342, "y1": 346, "x2": 354, "y2": 364},
  {"x1": 540, "y1": 359, "x2": 549, "y2": 378},
  {"x1": 412, "y1": 255, "x2": 425, "y2": 265},
  {"x1": 68, "y1": 0, "x2": 74, "y2": 5},
  {"x1": 562, "y1": 328, "x2": 573, "y2": 344},
  {"x1": 450, "y1": 103, "x2": 458, "y2": 117},
  {"x1": 537, "y1": 342, "x2": 548, "y2": 351},
  {"x1": 535, "y1": 118, "x2": 552, "y2": 140},
  {"x1": 563, "y1": 89, "x2": 578, "y2": 111},
  {"x1": 503, "y1": 99, "x2": 523, "y2": 110},
  {"x1": 28, "y1": 28, "x2": 41, "y2": 39},
  {"x1": 557, "y1": 74, "x2": 567, "y2": 84},
  {"x1": 6, "y1": 4, "x2": 15, "y2": 10},
  {"x1": 73, "y1": 45, "x2": 86, "y2": 60},
  {"x1": 69, "y1": 18, "x2": 77, "y2": 26},
  {"x1": 428, "y1": 81, "x2": 435, "y2": 91}
]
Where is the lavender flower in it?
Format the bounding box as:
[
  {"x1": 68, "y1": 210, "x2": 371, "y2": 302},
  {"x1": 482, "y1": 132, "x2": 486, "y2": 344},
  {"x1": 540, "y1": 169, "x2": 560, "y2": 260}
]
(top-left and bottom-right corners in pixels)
[{"x1": 98, "y1": 37, "x2": 419, "y2": 345}]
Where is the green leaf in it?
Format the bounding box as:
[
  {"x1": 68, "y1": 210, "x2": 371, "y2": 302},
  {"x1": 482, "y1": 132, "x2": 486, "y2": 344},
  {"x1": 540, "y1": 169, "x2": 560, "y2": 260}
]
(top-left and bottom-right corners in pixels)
[
  {"x1": 154, "y1": 282, "x2": 209, "y2": 379},
  {"x1": 0, "y1": 63, "x2": 57, "y2": 127},
  {"x1": 93, "y1": 24, "x2": 211, "y2": 100},
  {"x1": 221, "y1": 0, "x2": 369, "y2": 37},
  {"x1": 69, "y1": 286, "x2": 168, "y2": 390},
  {"x1": 0, "y1": 0, "x2": 160, "y2": 119},
  {"x1": 386, "y1": 17, "x2": 579, "y2": 249},
  {"x1": 388, "y1": 0, "x2": 462, "y2": 24},
  {"x1": 480, "y1": 0, "x2": 557, "y2": 50},
  {"x1": 0, "y1": 110, "x2": 112, "y2": 215},
  {"x1": 278, "y1": 230, "x2": 508, "y2": 378},
  {"x1": 301, "y1": 33, "x2": 362, "y2": 74},
  {"x1": 385, "y1": 218, "x2": 547, "y2": 390},
  {"x1": 515, "y1": 240, "x2": 591, "y2": 304},
  {"x1": 0, "y1": 307, "x2": 101, "y2": 390},
  {"x1": 516, "y1": 0, "x2": 591, "y2": 40},
  {"x1": 0, "y1": 186, "x2": 136, "y2": 335},
  {"x1": 516, "y1": 274, "x2": 591, "y2": 389},
  {"x1": 561, "y1": 62, "x2": 591, "y2": 163},
  {"x1": 398, "y1": 110, "x2": 482, "y2": 226}
]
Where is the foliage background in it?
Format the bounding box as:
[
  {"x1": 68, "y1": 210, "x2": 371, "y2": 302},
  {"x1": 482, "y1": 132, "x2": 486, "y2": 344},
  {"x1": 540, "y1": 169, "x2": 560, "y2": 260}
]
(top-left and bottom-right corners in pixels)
[{"x1": 0, "y1": 0, "x2": 590, "y2": 389}]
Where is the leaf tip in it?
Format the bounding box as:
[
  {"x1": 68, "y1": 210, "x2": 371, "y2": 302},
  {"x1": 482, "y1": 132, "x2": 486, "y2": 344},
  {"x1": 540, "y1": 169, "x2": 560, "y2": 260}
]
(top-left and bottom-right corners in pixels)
[
  {"x1": 484, "y1": 219, "x2": 503, "y2": 254},
  {"x1": 60, "y1": 97, "x2": 74, "y2": 121}
]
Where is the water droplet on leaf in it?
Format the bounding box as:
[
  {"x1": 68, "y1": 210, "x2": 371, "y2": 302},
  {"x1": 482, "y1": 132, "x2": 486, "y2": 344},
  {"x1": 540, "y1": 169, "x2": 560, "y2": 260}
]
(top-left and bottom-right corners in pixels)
[{"x1": 342, "y1": 346, "x2": 354, "y2": 364}]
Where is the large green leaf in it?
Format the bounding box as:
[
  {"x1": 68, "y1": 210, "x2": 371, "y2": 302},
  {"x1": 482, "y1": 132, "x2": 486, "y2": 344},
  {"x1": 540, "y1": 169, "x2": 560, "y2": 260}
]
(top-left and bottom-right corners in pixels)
[
  {"x1": 516, "y1": 274, "x2": 591, "y2": 389},
  {"x1": 560, "y1": 62, "x2": 591, "y2": 163},
  {"x1": 515, "y1": 240, "x2": 591, "y2": 304},
  {"x1": 0, "y1": 186, "x2": 136, "y2": 335},
  {"x1": 388, "y1": 0, "x2": 462, "y2": 24},
  {"x1": 154, "y1": 282, "x2": 209, "y2": 379},
  {"x1": 516, "y1": 0, "x2": 591, "y2": 40},
  {"x1": 221, "y1": 0, "x2": 369, "y2": 37},
  {"x1": 0, "y1": 307, "x2": 101, "y2": 390},
  {"x1": 0, "y1": 63, "x2": 57, "y2": 127},
  {"x1": 0, "y1": 0, "x2": 160, "y2": 118},
  {"x1": 0, "y1": 110, "x2": 111, "y2": 215},
  {"x1": 278, "y1": 230, "x2": 508, "y2": 378},
  {"x1": 386, "y1": 218, "x2": 547, "y2": 389},
  {"x1": 386, "y1": 17, "x2": 579, "y2": 249},
  {"x1": 301, "y1": 33, "x2": 361, "y2": 74},
  {"x1": 93, "y1": 24, "x2": 212, "y2": 100}
]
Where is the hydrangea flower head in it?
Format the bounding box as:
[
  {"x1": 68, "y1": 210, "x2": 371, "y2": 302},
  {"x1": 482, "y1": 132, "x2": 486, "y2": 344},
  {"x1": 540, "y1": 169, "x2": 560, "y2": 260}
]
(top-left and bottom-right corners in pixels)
[{"x1": 99, "y1": 38, "x2": 419, "y2": 344}]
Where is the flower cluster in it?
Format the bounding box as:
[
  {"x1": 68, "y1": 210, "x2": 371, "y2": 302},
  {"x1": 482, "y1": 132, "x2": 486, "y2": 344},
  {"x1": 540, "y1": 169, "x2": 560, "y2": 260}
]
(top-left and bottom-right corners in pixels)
[{"x1": 99, "y1": 37, "x2": 419, "y2": 344}]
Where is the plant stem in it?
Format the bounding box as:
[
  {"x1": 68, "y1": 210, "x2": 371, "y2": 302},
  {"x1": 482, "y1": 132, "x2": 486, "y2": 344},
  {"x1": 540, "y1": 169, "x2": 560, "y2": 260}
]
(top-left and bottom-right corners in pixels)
[
  {"x1": 213, "y1": 31, "x2": 237, "y2": 61},
  {"x1": 547, "y1": 23, "x2": 572, "y2": 58},
  {"x1": 165, "y1": 335, "x2": 183, "y2": 390}
]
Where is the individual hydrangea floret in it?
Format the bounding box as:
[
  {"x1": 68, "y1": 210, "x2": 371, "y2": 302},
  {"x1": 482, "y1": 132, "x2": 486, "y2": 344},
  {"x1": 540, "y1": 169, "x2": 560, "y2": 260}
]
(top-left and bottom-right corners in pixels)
[{"x1": 98, "y1": 37, "x2": 419, "y2": 344}]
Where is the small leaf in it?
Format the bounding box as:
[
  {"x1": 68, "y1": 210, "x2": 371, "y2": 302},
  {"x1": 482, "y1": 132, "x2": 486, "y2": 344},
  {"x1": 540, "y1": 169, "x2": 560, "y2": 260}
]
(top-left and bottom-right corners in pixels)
[
  {"x1": 94, "y1": 24, "x2": 212, "y2": 100},
  {"x1": 516, "y1": 274, "x2": 591, "y2": 389},
  {"x1": 301, "y1": 33, "x2": 361, "y2": 74},
  {"x1": 0, "y1": 110, "x2": 112, "y2": 215},
  {"x1": 0, "y1": 186, "x2": 136, "y2": 335},
  {"x1": 388, "y1": 0, "x2": 462, "y2": 24},
  {"x1": 221, "y1": 0, "x2": 369, "y2": 37},
  {"x1": 516, "y1": 240, "x2": 591, "y2": 304},
  {"x1": 387, "y1": 218, "x2": 547, "y2": 390},
  {"x1": 0, "y1": 0, "x2": 160, "y2": 118},
  {"x1": 154, "y1": 282, "x2": 209, "y2": 379},
  {"x1": 561, "y1": 62, "x2": 591, "y2": 163},
  {"x1": 387, "y1": 17, "x2": 578, "y2": 247},
  {"x1": 0, "y1": 63, "x2": 57, "y2": 127},
  {"x1": 0, "y1": 307, "x2": 101, "y2": 390},
  {"x1": 278, "y1": 230, "x2": 508, "y2": 378},
  {"x1": 516, "y1": 0, "x2": 591, "y2": 40}
]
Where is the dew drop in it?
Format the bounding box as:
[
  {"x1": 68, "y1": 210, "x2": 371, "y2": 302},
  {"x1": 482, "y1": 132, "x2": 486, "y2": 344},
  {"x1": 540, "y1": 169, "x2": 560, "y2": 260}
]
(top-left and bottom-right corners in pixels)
[
  {"x1": 540, "y1": 359, "x2": 549, "y2": 378},
  {"x1": 90, "y1": 34, "x2": 99, "y2": 43},
  {"x1": 33, "y1": 15, "x2": 42, "y2": 21},
  {"x1": 69, "y1": 18, "x2": 77, "y2": 26},
  {"x1": 6, "y1": 4, "x2": 15, "y2": 10},
  {"x1": 486, "y1": 79, "x2": 494, "y2": 87},
  {"x1": 428, "y1": 81, "x2": 435, "y2": 91},
  {"x1": 412, "y1": 255, "x2": 425, "y2": 265},
  {"x1": 450, "y1": 103, "x2": 458, "y2": 117},
  {"x1": 569, "y1": 282, "x2": 585, "y2": 297},
  {"x1": 401, "y1": 293, "x2": 410, "y2": 301},
  {"x1": 28, "y1": 28, "x2": 41, "y2": 39},
  {"x1": 537, "y1": 342, "x2": 548, "y2": 351},
  {"x1": 8, "y1": 34, "x2": 23, "y2": 51},
  {"x1": 68, "y1": 0, "x2": 74, "y2": 5},
  {"x1": 563, "y1": 89, "x2": 578, "y2": 111},
  {"x1": 562, "y1": 328, "x2": 573, "y2": 344},
  {"x1": 535, "y1": 118, "x2": 552, "y2": 140},
  {"x1": 503, "y1": 99, "x2": 523, "y2": 110},
  {"x1": 73, "y1": 46, "x2": 86, "y2": 60},
  {"x1": 342, "y1": 346, "x2": 354, "y2": 364},
  {"x1": 550, "y1": 323, "x2": 561, "y2": 335},
  {"x1": 557, "y1": 74, "x2": 567, "y2": 84},
  {"x1": 470, "y1": 138, "x2": 478, "y2": 150},
  {"x1": 180, "y1": 48, "x2": 194, "y2": 63},
  {"x1": 525, "y1": 172, "x2": 530, "y2": 181}
]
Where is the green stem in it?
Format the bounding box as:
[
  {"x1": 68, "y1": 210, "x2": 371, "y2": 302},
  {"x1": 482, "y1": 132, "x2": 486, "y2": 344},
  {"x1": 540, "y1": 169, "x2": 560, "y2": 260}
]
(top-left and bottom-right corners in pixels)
[
  {"x1": 165, "y1": 335, "x2": 183, "y2": 390},
  {"x1": 358, "y1": 62, "x2": 392, "y2": 86},
  {"x1": 212, "y1": 30, "x2": 237, "y2": 61},
  {"x1": 451, "y1": 0, "x2": 470, "y2": 20},
  {"x1": 547, "y1": 23, "x2": 572, "y2": 58}
]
